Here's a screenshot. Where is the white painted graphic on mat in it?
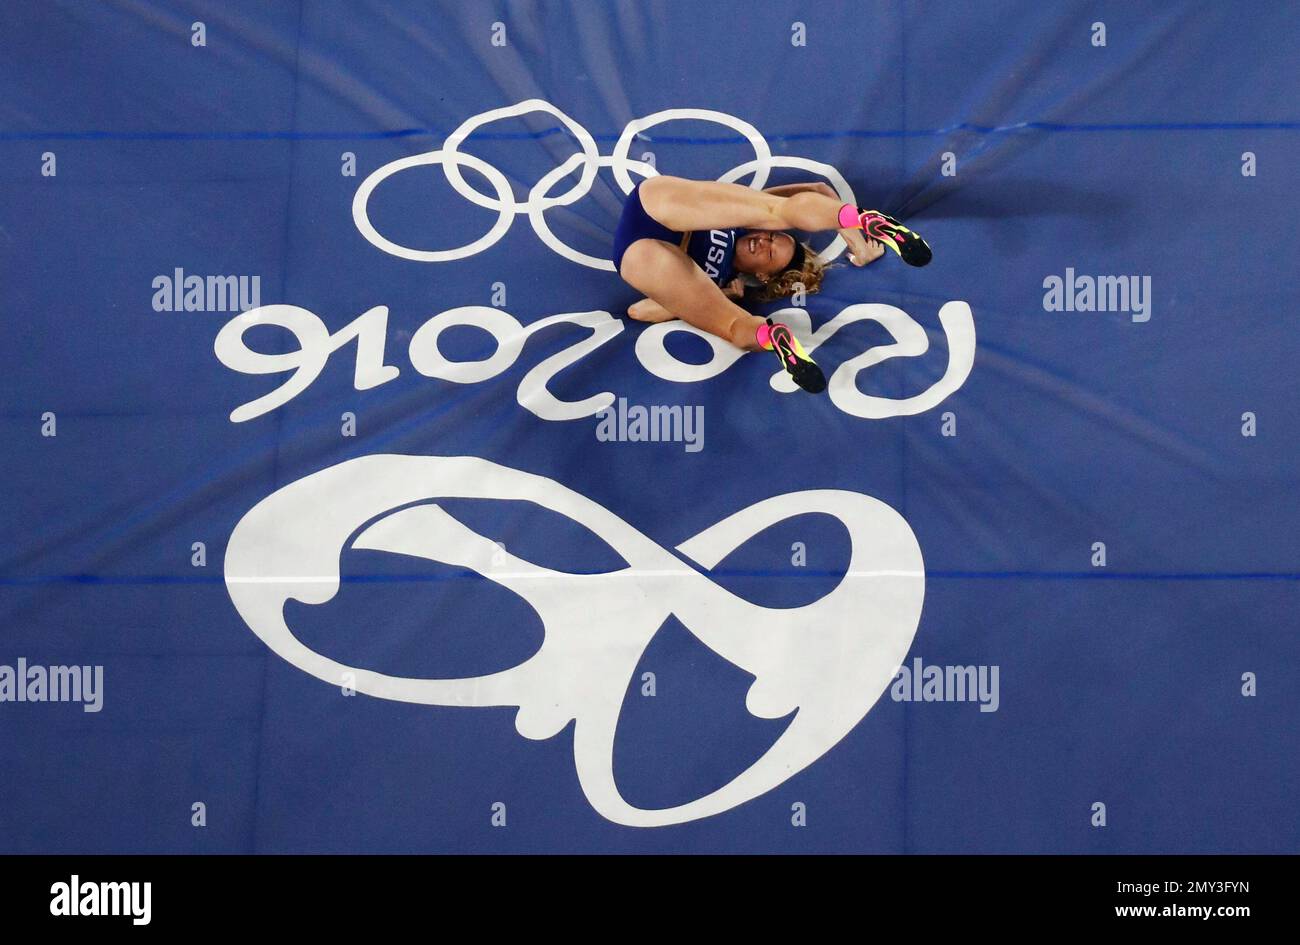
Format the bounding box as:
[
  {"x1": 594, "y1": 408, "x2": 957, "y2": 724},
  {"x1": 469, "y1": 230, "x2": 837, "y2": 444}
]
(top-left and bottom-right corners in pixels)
[
  {"x1": 225, "y1": 454, "x2": 924, "y2": 826},
  {"x1": 216, "y1": 300, "x2": 975, "y2": 423},
  {"x1": 217, "y1": 99, "x2": 976, "y2": 423}
]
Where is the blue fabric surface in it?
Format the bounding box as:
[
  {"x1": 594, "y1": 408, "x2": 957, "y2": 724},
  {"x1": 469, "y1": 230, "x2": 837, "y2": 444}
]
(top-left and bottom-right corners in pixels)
[{"x1": 0, "y1": 0, "x2": 1296, "y2": 853}]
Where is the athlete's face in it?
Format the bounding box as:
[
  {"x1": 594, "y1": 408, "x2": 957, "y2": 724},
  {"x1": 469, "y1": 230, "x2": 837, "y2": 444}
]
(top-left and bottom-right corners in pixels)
[{"x1": 734, "y1": 229, "x2": 796, "y2": 278}]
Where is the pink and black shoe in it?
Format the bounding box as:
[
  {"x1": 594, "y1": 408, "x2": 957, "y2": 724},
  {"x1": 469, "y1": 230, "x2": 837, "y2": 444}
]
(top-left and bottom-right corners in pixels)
[
  {"x1": 758, "y1": 318, "x2": 826, "y2": 393},
  {"x1": 838, "y1": 205, "x2": 933, "y2": 267}
]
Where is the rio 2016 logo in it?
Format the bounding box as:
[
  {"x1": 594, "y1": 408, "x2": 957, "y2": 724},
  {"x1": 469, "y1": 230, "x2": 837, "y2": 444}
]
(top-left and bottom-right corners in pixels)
[
  {"x1": 220, "y1": 100, "x2": 970, "y2": 825},
  {"x1": 225, "y1": 455, "x2": 925, "y2": 827}
]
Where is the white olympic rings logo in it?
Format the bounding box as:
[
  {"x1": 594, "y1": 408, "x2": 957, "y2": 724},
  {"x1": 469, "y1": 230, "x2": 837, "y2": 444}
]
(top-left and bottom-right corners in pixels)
[{"x1": 351, "y1": 98, "x2": 857, "y2": 272}]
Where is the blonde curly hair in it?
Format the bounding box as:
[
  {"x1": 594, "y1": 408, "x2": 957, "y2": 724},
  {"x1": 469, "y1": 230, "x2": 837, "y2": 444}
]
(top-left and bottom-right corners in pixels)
[{"x1": 746, "y1": 238, "x2": 842, "y2": 304}]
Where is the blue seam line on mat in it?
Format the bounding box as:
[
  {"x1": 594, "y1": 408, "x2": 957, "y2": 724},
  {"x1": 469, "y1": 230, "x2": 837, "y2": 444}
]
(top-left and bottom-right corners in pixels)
[
  {"x1": 1, "y1": 120, "x2": 1299, "y2": 142},
  {"x1": 1, "y1": 570, "x2": 1299, "y2": 585}
]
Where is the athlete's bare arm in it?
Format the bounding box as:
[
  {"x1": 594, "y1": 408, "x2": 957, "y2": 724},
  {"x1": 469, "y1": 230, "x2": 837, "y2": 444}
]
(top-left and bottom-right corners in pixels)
[{"x1": 762, "y1": 181, "x2": 883, "y2": 266}]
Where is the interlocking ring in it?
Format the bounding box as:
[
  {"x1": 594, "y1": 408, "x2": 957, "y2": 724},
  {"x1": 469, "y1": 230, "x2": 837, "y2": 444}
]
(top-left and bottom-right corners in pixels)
[
  {"x1": 352, "y1": 148, "x2": 516, "y2": 262},
  {"x1": 441, "y1": 98, "x2": 602, "y2": 213},
  {"x1": 718, "y1": 155, "x2": 855, "y2": 265}
]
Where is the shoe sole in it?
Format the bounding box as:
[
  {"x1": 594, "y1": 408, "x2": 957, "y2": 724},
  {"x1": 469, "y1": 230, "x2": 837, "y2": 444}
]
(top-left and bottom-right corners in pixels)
[
  {"x1": 770, "y1": 325, "x2": 827, "y2": 394},
  {"x1": 863, "y1": 211, "x2": 932, "y2": 267}
]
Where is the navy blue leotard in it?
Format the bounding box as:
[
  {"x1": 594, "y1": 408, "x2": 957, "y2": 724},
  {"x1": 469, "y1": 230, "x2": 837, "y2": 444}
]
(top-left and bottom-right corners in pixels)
[{"x1": 611, "y1": 180, "x2": 737, "y2": 287}]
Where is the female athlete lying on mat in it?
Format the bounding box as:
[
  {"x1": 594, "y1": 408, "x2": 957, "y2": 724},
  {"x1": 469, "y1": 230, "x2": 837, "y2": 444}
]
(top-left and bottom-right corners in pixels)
[{"x1": 613, "y1": 175, "x2": 931, "y2": 392}]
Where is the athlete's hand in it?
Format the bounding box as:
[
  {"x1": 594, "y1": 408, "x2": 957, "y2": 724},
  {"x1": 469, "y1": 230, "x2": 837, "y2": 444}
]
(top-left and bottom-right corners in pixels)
[
  {"x1": 722, "y1": 276, "x2": 747, "y2": 299},
  {"x1": 841, "y1": 228, "x2": 885, "y2": 266}
]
